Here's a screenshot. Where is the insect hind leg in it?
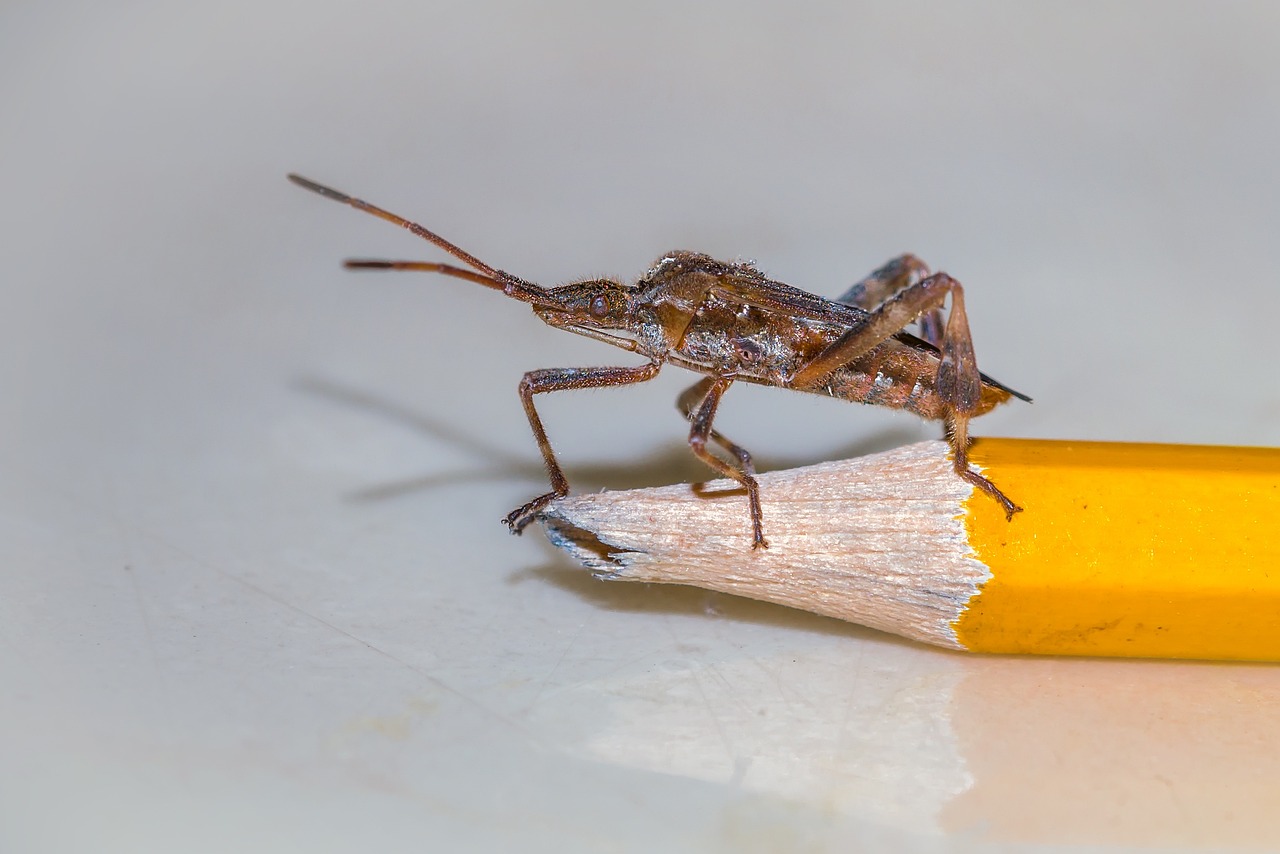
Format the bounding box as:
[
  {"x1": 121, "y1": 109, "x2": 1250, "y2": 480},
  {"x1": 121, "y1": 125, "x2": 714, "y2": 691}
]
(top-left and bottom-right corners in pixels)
[
  {"x1": 676, "y1": 378, "x2": 757, "y2": 477},
  {"x1": 947, "y1": 412, "x2": 1021, "y2": 519},
  {"x1": 836, "y1": 254, "x2": 944, "y2": 347},
  {"x1": 796, "y1": 271, "x2": 1021, "y2": 519},
  {"x1": 679, "y1": 376, "x2": 768, "y2": 549}
]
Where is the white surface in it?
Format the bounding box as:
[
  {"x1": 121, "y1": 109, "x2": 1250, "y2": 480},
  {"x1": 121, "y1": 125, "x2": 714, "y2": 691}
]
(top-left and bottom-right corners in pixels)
[{"x1": 4, "y1": 2, "x2": 1280, "y2": 851}]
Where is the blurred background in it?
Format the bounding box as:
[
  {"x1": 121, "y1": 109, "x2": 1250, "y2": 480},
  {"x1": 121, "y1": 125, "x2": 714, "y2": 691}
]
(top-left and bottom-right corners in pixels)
[{"x1": 4, "y1": 2, "x2": 1279, "y2": 851}]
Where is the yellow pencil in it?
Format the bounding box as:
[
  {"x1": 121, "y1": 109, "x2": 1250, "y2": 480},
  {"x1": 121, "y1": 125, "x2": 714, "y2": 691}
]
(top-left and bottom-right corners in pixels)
[{"x1": 538, "y1": 438, "x2": 1280, "y2": 662}]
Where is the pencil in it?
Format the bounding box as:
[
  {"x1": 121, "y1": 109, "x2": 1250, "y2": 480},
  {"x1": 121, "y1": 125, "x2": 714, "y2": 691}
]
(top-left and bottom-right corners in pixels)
[{"x1": 537, "y1": 438, "x2": 1280, "y2": 662}]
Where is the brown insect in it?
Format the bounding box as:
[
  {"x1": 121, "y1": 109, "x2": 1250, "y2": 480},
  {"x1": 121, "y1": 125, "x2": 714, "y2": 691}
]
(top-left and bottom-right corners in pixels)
[{"x1": 289, "y1": 174, "x2": 1027, "y2": 549}]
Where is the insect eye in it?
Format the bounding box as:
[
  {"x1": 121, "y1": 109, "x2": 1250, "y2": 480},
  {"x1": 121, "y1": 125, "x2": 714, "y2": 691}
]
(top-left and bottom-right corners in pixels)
[{"x1": 588, "y1": 295, "x2": 610, "y2": 318}]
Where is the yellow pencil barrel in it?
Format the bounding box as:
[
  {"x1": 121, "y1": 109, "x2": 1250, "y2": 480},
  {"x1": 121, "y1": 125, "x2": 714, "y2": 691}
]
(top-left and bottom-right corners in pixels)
[{"x1": 956, "y1": 439, "x2": 1280, "y2": 661}]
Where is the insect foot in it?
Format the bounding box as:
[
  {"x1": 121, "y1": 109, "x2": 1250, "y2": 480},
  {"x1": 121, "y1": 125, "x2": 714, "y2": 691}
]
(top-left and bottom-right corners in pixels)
[{"x1": 503, "y1": 492, "x2": 561, "y2": 535}]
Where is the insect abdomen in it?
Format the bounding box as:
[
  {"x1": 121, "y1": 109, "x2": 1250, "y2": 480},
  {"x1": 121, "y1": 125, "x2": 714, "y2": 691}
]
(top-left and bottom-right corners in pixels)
[{"x1": 810, "y1": 345, "x2": 1012, "y2": 420}]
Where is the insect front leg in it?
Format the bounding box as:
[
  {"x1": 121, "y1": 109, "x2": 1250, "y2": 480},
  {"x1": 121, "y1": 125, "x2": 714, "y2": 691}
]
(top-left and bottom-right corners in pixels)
[
  {"x1": 506, "y1": 362, "x2": 662, "y2": 533},
  {"x1": 682, "y1": 376, "x2": 768, "y2": 549},
  {"x1": 791, "y1": 273, "x2": 1020, "y2": 519},
  {"x1": 835, "y1": 254, "x2": 944, "y2": 347}
]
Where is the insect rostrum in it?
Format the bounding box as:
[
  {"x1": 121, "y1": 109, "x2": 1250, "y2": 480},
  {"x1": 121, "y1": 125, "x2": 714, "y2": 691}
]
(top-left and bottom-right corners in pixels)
[{"x1": 289, "y1": 174, "x2": 1028, "y2": 549}]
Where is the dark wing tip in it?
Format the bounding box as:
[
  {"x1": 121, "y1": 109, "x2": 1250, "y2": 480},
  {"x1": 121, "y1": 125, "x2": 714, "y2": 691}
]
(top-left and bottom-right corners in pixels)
[
  {"x1": 980, "y1": 371, "x2": 1032, "y2": 403},
  {"x1": 895, "y1": 332, "x2": 1033, "y2": 403}
]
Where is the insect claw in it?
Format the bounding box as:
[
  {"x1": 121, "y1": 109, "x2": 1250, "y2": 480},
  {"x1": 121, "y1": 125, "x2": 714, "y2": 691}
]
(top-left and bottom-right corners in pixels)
[
  {"x1": 502, "y1": 510, "x2": 529, "y2": 534},
  {"x1": 504, "y1": 492, "x2": 562, "y2": 534}
]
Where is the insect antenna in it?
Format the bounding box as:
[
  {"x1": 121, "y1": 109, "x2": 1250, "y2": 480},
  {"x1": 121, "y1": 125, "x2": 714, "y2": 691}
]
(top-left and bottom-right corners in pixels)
[
  {"x1": 341, "y1": 259, "x2": 509, "y2": 290},
  {"x1": 287, "y1": 174, "x2": 549, "y2": 305}
]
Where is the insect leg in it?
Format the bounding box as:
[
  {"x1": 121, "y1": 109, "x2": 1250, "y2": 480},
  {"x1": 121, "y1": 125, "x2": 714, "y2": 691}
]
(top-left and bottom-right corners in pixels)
[
  {"x1": 791, "y1": 273, "x2": 1020, "y2": 519},
  {"x1": 834, "y1": 254, "x2": 944, "y2": 347},
  {"x1": 675, "y1": 378, "x2": 757, "y2": 478},
  {"x1": 683, "y1": 376, "x2": 768, "y2": 549},
  {"x1": 947, "y1": 408, "x2": 1021, "y2": 519},
  {"x1": 505, "y1": 362, "x2": 662, "y2": 533}
]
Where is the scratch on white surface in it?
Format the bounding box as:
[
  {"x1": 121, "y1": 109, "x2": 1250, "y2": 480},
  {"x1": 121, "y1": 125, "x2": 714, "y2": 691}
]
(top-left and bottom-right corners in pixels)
[
  {"x1": 834, "y1": 644, "x2": 870, "y2": 762},
  {"x1": 746, "y1": 655, "x2": 790, "y2": 706},
  {"x1": 664, "y1": 616, "x2": 739, "y2": 780},
  {"x1": 584, "y1": 647, "x2": 671, "y2": 689},
  {"x1": 104, "y1": 474, "x2": 189, "y2": 772},
  {"x1": 520, "y1": 618, "x2": 591, "y2": 714},
  {"x1": 123, "y1": 563, "x2": 165, "y2": 694},
  {"x1": 728, "y1": 755, "x2": 752, "y2": 788},
  {"x1": 173, "y1": 543, "x2": 536, "y2": 741},
  {"x1": 60, "y1": 484, "x2": 541, "y2": 745}
]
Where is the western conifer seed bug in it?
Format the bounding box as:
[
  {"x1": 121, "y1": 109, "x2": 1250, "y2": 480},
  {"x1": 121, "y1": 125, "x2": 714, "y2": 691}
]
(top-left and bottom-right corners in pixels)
[{"x1": 289, "y1": 174, "x2": 1028, "y2": 549}]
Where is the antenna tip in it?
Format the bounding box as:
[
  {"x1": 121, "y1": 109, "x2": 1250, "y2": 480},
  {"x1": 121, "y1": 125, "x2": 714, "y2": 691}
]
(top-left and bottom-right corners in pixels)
[{"x1": 287, "y1": 174, "x2": 352, "y2": 204}]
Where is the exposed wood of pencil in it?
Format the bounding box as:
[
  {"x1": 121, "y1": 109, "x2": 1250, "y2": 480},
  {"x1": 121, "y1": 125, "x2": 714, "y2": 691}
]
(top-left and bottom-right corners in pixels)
[{"x1": 538, "y1": 438, "x2": 1280, "y2": 662}]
